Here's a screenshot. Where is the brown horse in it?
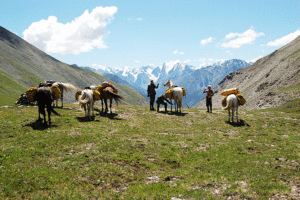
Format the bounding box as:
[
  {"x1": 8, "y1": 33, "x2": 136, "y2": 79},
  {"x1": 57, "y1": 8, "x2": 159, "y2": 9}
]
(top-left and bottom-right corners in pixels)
[{"x1": 96, "y1": 82, "x2": 124, "y2": 114}]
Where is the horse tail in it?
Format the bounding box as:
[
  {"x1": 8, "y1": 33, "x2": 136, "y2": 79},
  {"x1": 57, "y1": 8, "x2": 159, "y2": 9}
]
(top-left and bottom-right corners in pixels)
[
  {"x1": 78, "y1": 91, "x2": 92, "y2": 105},
  {"x1": 106, "y1": 90, "x2": 125, "y2": 105},
  {"x1": 53, "y1": 82, "x2": 77, "y2": 93},
  {"x1": 223, "y1": 95, "x2": 233, "y2": 110}
]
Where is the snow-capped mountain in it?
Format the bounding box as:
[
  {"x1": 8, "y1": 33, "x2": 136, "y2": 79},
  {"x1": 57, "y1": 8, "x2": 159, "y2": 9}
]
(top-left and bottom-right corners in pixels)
[{"x1": 83, "y1": 59, "x2": 252, "y2": 107}]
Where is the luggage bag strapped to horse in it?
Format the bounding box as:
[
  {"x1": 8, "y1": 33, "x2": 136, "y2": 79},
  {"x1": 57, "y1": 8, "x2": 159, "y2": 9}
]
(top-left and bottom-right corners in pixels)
[
  {"x1": 165, "y1": 87, "x2": 186, "y2": 99},
  {"x1": 26, "y1": 85, "x2": 61, "y2": 102},
  {"x1": 75, "y1": 90, "x2": 101, "y2": 101},
  {"x1": 221, "y1": 88, "x2": 246, "y2": 107}
]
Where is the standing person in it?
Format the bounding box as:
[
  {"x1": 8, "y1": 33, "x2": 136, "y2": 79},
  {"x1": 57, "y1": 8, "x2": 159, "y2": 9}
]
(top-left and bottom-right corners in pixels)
[
  {"x1": 147, "y1": 80, "x2": 159, "y2": 111},
  {"x1": 203, "y1": 85, "x2": 214, "y2": 113},
  {"x1": 156, "y1": 95, "x2": 172, "y2": 112}
]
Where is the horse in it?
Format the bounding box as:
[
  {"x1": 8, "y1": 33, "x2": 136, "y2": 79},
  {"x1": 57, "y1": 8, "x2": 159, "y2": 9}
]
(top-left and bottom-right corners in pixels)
[
  {"x1": 45, "y1": 81, "x2": 77, "y2": 108},
  {"x1": 77, "y1": 89, "x2": 95, "y2": 119},
  {"x1": 164, "y1": 80, "x2": 184, "y2": 113},
  {"x1": 34, "y1": 83, "x2": 60, "y2": 126},
  {"x1": 96, "y1": 82, "x2": 124, "y2": 114},
  {"x1": 223, "y1": 94, "x2": 239, "y2": 123}
]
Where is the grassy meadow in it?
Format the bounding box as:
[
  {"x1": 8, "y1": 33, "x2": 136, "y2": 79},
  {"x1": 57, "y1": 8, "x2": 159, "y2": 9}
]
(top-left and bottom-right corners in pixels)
[{"x1": 0, "y1": 101, "x2": 299, "y2": 199}]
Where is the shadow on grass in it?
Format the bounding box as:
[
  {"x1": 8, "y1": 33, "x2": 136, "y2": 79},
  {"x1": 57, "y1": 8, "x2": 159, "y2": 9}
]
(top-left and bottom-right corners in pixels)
[
  {"x1": 53, "y1": 106, "x2": 73, "y2": 110},
  {"x1": 226, "y1": 119, "x2": 250, "y2": 127},
  {"x1": 94, "y1": 109, "x2": 123, "y2": 120},
  {"x1": 24, "y1": 119, "x2": 58, "y2": 130},
  {"x1": 165, "y1": 111, "x2": 188, "y2": 116},
  {"x1": 76, "y1": 116, "x2": 100, "y2": 122}
]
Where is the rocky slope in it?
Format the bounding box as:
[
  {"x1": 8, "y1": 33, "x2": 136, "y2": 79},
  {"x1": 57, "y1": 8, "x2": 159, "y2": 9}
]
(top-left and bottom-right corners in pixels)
[
  {"x1": 194, "y1": 36, "x2": 300, "y2": 110},
  {"x1": 0, "y1": 26, "x2": 148, "y2": 106}
]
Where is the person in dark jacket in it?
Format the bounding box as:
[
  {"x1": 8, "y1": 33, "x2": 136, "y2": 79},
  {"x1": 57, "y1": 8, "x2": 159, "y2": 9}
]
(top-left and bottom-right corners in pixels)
[
  {"x1": 147, "y1": 80, "x2": 159, "y2": 111},
  {"x1": 156, "y1": 95, "x2": 172, "y2": 112},
  {"x1": 203, "y1": 85, "x2": 214, "y2": 113}
]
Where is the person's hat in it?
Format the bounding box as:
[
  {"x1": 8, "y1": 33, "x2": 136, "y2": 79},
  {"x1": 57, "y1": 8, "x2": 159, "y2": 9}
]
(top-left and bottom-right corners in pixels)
[{"x1": 208, "y1": 85, "x2": 211, "y2": 88}]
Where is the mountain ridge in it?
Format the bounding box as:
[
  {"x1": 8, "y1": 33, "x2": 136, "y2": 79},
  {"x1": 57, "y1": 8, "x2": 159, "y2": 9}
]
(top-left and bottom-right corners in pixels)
[{"x1": 86, "y1": 59, "x2": 252, "y2": 107}]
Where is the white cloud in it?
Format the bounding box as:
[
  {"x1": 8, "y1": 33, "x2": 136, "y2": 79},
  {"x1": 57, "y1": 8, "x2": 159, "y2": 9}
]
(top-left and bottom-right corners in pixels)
[
  {"x1": 173, "y1": 50, "x2": 184, "y2": 54},
  {"x1": 128, "y1": 17, "x2": 143, "y2": 21},
  {"x1": 184, "y1": 59, "x2": 191, "y2": 63},
  {"x1": 23, "y1": 6, "x2": 117, "y2": 55},
  {"x1": 135, "y1": 60, "x2": 141, "y2": 63},
  {"x1": 198, "y1": 58, "x2": 206, "y2": 62},
  {"x1": 200, "y1": 37, "x2": 214, "y2": 45},
  {"x1": 267, "y1": 29, "x2": 300, "y2": 47},
  {"x1": 226, "y1": 50, "x2": 234, "y2": 55},
  {"x1": 208, "y1": 58, "x2": 214, "y2": 62},
  {"x1": 221, "y1": 28, "x2": 265, "y2": 49}
]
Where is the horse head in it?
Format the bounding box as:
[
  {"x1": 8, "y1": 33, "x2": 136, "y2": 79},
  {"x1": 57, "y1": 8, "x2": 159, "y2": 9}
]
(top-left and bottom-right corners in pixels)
[{"x1": 164, "y1": 80, "x2": 173, "y2": 88}]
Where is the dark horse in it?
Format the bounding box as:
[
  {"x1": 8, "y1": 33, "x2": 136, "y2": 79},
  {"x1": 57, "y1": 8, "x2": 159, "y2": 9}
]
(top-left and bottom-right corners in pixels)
[{"x1": 34, "y1": 83, "x2": 60, "y2": 126}]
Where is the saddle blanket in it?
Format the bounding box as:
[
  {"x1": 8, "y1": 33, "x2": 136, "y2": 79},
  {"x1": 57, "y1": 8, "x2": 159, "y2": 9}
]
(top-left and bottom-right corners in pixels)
[{"x1": 222, "y1": 94, "x2": 246, "y2": 107}]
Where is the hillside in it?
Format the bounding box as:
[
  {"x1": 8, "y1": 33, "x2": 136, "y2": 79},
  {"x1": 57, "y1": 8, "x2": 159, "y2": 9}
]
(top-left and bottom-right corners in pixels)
[
  {"x1": 195, "y1": 36, "x2": 300, "y2": 110},
  {"x1": 0, "y1": 26, "x2": 148, "y2": 107}
]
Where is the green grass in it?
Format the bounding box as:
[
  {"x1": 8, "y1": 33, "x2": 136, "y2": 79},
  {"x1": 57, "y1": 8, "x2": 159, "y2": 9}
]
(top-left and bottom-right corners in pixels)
[{"x1": 0, "y1": 102, "x2": 299, "y2": 199}]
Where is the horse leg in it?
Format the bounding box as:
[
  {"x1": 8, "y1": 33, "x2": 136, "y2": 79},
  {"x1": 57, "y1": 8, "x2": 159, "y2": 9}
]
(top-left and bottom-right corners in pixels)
[
  {"x1": 47, "y1": 104, "x2": 52, "y2": 126},
  {"x1": 110, "y1": 98, "x2": 112, "y2": 114},
  {"x1": 38, "y1": 104, "x2": 42, "y2": 121},
  {"x1": 105, "y1": 99, "x2": 108, "y2": 114},
  {"x1": 101, "y1": 99, "x2": 104, "y2": 113},
  {"x1": 232, "y1": 107, "x2": 235, "y2": 123},
  {"x1": 61, "y1": 88, "x2": 64, "y2": 108},
  {"x1": 83, "y1": 104, "x2": 87, "y2": 117},
  {"x1": 87, "y1": 103, "x2": 91, "y2": 119},
  {"x1": 228, "y1": 109, "x2": 230, "y2": 122},
  {"x1": 236, "y1": 106, "x2": 239, "y2": 123},
  {"x1": 41, "y1": 105, "x2": 46, "y2": 125},
  {"x1": 92, "y1": 101, "x2": 94, "y2": 117},
  {"x1": 179, "y1": 99, "x2": 182, "y2": 113}
]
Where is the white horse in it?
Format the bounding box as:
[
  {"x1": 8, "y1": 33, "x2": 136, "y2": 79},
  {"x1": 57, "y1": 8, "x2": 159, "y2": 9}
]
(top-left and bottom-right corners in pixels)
[
  {"x1": 78, "y1": 89, "x2": 94, "y2": 119},
  {"x1": 46, "y1": 81, "x2": 77, "y2": 108},
  {"x1": 164, "y1": 80, "x2": 184, "y2": 113},
  {"x1": 223, "y1": 94, "x2": 239, "y2": 123}
]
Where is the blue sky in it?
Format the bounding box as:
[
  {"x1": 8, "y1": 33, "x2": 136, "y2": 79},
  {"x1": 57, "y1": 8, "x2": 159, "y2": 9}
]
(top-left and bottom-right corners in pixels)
[{"x1": 2, "y1": 0, "x2": 299, "y2": 69}]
